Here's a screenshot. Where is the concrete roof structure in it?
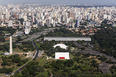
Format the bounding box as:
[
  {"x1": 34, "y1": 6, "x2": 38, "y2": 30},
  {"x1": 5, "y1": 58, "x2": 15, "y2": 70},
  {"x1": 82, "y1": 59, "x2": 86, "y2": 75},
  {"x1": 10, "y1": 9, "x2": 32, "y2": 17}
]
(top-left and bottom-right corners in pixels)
[
  {"x1": 53, "y1": 44, "x2": 68, "y2": 49},
  {"x1": 44, "y1": 37, "x2": 91, "y2": 41}
]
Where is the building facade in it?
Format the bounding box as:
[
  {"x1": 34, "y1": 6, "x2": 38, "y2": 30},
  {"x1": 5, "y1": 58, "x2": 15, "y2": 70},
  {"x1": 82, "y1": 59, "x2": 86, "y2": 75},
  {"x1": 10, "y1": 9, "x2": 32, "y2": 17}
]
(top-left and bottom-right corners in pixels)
[
  {"x1": 44, "y1": 37, "x2": 91, "y2": 41},
  {"x1": 55, "y1": 52, "x2": 69, "y2": 59}
]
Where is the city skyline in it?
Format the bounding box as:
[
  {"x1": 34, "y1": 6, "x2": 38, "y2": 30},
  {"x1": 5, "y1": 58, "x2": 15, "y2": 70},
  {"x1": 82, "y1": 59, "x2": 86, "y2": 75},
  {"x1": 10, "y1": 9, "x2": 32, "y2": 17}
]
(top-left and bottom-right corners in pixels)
[{"x1": 0, "y1": 0, "x2": 116, "y2": 4}]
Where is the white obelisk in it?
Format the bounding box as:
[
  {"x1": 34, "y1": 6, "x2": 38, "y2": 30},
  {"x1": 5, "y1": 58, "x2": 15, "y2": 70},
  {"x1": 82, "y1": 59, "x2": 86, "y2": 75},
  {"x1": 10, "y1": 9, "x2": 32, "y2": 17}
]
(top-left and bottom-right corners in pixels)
[{"x1": 10, "y1": 36, "x2": 12, "y2": 54}]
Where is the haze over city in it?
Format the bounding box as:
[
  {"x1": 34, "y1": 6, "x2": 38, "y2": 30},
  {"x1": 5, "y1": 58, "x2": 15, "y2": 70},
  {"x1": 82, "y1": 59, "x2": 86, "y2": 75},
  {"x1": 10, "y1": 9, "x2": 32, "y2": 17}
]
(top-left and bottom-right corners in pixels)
[{"x1": 0, "y1": 0, "x2": 116, "y2": 4}]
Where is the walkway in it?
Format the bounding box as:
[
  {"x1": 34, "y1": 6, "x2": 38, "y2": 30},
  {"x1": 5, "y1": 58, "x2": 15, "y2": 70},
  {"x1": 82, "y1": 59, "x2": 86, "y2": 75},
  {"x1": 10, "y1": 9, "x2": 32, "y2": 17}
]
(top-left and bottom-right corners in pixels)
[{"x1": 74, "y1": 42, "x2": 116, "y2": 73}]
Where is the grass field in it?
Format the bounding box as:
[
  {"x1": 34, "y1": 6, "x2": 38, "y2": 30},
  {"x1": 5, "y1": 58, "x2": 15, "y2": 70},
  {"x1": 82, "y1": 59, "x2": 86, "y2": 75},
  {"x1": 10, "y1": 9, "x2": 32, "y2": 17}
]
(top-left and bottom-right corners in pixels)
[
  {"x1": 37, "y1": 71, "x2": 48, "y2": 77},
  {"x1": 0, "y1": 51, "x2": 4, "y2": 55},
  {"x1": 38, "y1": 56, "x2": 54, "y2": 66},
  {"x1": 13, "y1": 49, "x2": 26, "y2": 53},
  {"x1": 69, "y1": 53, "x2": 74, "y2": 59},
  {"x1": 38, "y1": 53, "x2": 74, "y2": 66},
  {"x1": 2, "y1": 31, "x2": 8, "y2": 33},
  {"x1": 0, "y1": 51, "x2": 6, "y2": 58}
]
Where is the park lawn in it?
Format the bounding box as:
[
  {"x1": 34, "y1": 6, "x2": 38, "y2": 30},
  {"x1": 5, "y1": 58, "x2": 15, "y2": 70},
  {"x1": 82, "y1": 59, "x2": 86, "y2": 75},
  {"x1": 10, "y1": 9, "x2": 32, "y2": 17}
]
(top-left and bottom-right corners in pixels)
[
  {"x1": 73, "y1": 61, "x2": 78, "y2": 66},
  {"x1": 69, "y1": 53, "x2": 74, "y2": 59},
  {"x1": 37, "y1": 71, "x2": 48, "y2": 77},
  {"x1": 38, "y1": 57, "x2": 49, "y2": 66},
  {"x1": 2, "y1": 31, "x2": 8, "y2": 33},
  {"x1": 13, "y1": 49, "x2": 26, "y2": 53},
  {"x1": 0, "y1": 73, "x2": 5, "y2": 75},
  {"x1": 38, "y1": 56, "x2": 54, "y2": 66},
  {"x1": 71, "y1": 70, "x2": 78, "y2": 74},
  {"x1": 13, "y1": 48, "x2": 35, "y2": 53},
  {"x1": 0, "y1": 51, "x2": 4, "y2": 57},
  {"x1": 0, "y1": 51, "x2": 4, "y2": 54}
]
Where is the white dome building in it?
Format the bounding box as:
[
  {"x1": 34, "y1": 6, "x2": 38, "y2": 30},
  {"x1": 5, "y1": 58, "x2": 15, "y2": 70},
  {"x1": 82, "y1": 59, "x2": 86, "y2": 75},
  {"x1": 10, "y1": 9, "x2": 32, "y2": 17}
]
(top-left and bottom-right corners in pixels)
[{"x1": 53, "y1": 44, "x2": 68, "y2": 49}]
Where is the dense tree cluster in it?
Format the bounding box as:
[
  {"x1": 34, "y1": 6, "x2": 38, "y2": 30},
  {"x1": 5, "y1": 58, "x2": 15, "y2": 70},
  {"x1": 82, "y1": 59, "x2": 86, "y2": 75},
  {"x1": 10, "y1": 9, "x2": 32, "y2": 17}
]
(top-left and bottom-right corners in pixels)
[
  {"x1": 18, "y1": 41, "x2": 36, "y2": 52},
  {"x1": 0, "y1": 27, "x2": 16, "y2": 35},
  {"x1": 17, "y1": 36, "x2": 22, "y2": 41},
  {"x1": 101, "y1": 19, "x2": 112, "y2": 27},
  {"x1": 18, "y1": 18, "x2": 24, "y2": 25},
  {"x1": 11, "y1": 52, "x2": 113, "y2": 77},
  {"x1": 0, "y1": 43, "x2": 17, "y2": 53},
  {"x1": 30, "y1": 28, "x2": 43, "y2": 35},
  {"x1": 110, "y1": 65, "x2": 116, "y2": 77},
  {"x1": 0, "y1": 54, "x2": 28, "y2": 74},
  {"x1": 0, "y1": 27, "x2": 16, "y2": 42},
  {"x1": 38, "y1": 41, "x2": 77, "y2": 57},
  {"x1": 1, "y1": 54, "x2": 28, "y2": 67},
  {"x1": 106, "y1": 60, "x2": 116, "y2": 64},
  {"x1": 91, "y1": 28, "x2": 116, "y2": 58},
  {"x1": 11, "y1": 61, "x2": 46, "y2": 77},
  {"x1": 45, "y1": 28, "x2": 83, "y2": 37},
  {"x1": 98, "y1": 55, "x2": 107, "y2": 62},
  {"x1": 0, "y1": 67, "x2": 13, "y2": 74},
  {"x1": 0, "y1": 44, "x2": 9, "y2": 52},
  {"x1": 110, "y1": 65, "x2": 116, "y2": 73},
  {"x1": 43, "y1": 52, "x2": 111, "y2": 77}
]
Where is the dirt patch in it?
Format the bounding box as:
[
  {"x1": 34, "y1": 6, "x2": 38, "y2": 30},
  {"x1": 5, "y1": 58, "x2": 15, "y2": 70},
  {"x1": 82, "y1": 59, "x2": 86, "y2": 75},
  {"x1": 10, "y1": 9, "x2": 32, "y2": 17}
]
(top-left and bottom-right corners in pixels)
[
  {"x1": 88, "y1": 56, "x2": 96, "y2": 59},
  {"x1": 94, "y1": 59, "x2": 101, "y2": 63},
  {"x1": 23, "y1": 48, "x2": 27, "y2": 50}
]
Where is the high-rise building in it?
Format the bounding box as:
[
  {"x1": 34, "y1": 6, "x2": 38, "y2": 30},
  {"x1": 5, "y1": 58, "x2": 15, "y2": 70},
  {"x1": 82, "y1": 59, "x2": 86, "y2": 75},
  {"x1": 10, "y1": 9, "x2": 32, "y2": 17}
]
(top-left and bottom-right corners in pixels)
[
  {"x1": 46, "y1": 19, "x2": 51, "y2": 27},
  {"x1": 0, "y1": 14, "x2": 4, "y2": 20},
  {"x1": 24, "y1": 21, "x2": 31, "y2": 34},
  {"x1": 87, "y1": 15, "x2": 90, "y2": 20},
  {"x1": 23, "y1": 15, "x2": 27, "y2": 21},
  {"x1": 18, "y1": 14, "x2": 23, "y2": 19},
  {"x1": 92, "y1": 14, "x2": 95, "y2": 21},
  {"x1": 75, "y1": 17, "x2": 80, "y2": 28},
  {"x1": 5, "y1": 13, "x2": 10, "y2": 20},
  {"x1": 8, "y1": 20, "x2": 13, "y2": 27},
  {"x1": 53, "y1": 21, "x2": 55, "y2": 27},
  {"x1": 14, "y1": 13, "x2": 17, "y2": 19},
  {"x1": 68, "y1": 12, "x2": 74, "y2": 19}
]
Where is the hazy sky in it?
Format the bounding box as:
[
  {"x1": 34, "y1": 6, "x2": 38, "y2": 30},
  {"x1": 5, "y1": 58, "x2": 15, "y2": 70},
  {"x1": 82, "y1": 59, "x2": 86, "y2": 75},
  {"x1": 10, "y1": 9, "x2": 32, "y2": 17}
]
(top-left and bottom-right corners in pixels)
[{"x1": 0, "y1": 0, "x2": 116, "y2": 4}]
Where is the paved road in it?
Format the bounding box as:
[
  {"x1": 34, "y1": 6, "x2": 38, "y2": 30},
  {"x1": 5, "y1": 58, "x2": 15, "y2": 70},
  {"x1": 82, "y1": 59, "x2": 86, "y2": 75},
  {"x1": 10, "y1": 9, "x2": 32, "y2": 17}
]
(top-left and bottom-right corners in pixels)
[
  {"x1": 32, "y1": 40, "x2": 39, "y2": 59},
  {"x1": 16, "y1": 28, "x2": 54, "y2": 45},
  {"x1": 74, "y1": 42, "x2": 116, "y2": 73},
  {"x1": 21, "y1": 29, "x2": 53, "y2": 42}
]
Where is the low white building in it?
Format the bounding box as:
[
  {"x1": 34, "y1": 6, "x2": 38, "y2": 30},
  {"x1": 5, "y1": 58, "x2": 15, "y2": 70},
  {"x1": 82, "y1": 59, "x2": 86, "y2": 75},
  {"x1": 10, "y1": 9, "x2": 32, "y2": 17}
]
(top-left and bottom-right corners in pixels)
[
  {"x1": 53, "y1": 44, "x2": 68, "y2": 49},
  {"x1": 25, "y1": 26, "x2": 31, "y2": 34},
  {"x1": 55, "y1": 52, "x2": 69, "y2": 59},
  {"x1": 112, "y1": 24, "x2": 116, "y2": 27},
  {"x1": 8, "y1": 20, "x2": 13, "y2": 27},
  {"x1": 44, "y1": 37, "x2": 91, "y2": 41}
]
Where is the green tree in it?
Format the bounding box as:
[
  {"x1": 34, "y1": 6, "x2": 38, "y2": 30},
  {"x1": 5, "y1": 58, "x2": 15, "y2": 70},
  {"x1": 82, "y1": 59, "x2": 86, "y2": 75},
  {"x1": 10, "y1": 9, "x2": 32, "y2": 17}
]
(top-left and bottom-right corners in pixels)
[{"x1": 17, "y1": 36, "x2": 21, "y2": 41}]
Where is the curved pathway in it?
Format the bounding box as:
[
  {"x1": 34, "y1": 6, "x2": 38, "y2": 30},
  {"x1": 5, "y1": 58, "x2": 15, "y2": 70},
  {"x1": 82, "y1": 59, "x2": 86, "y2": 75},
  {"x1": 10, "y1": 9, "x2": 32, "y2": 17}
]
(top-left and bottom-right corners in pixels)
[{"x1": 74, "y1": 42, "x2": 116, "y2": 73}]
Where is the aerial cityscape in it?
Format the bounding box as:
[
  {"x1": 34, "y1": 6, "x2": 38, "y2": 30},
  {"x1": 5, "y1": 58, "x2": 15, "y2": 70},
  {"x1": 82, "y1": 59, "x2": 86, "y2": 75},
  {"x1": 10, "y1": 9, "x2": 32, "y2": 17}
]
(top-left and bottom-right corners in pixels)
[{"x1": 1, "y1": 0, "x2": 116, "y2": 77}]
